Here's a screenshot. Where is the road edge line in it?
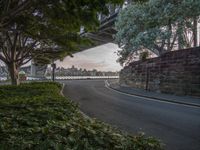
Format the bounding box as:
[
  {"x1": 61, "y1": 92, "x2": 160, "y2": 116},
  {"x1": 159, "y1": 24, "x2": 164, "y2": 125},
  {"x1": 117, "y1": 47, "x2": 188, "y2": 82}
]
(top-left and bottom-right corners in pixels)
[
  {"x1": 105, "y1": 80, "x2": 200, "y2": 109},
  {"x1": 60, "y1": 83, "x2": 92, "y2": 120}
]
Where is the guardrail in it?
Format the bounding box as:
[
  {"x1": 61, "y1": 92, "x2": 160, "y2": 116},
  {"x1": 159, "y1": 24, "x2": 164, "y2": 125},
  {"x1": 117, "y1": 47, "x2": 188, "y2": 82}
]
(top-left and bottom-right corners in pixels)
[
  {"x1": 0, "y1": 77, "x2": 7, "y2": 81},
  {"x1": 45, "y1": 76, "x2": 119, "y2": 80},
  {"x1": 0, "y1": 76, "x2": 119, "y2": 81}
]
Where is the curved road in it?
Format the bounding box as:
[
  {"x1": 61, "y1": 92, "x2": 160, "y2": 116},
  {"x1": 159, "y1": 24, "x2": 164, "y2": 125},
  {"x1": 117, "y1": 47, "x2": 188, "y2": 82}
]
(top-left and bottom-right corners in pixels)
[{"x1": 62, "y1": 80, "x2": 200, "y2": 150}]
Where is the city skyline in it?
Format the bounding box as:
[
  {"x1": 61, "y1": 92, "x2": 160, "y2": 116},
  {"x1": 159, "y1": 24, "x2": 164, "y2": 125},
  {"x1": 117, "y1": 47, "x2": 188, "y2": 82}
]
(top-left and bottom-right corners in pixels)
[{"x1": 54, "y1": 65, "x2": 119, "y2": 72}]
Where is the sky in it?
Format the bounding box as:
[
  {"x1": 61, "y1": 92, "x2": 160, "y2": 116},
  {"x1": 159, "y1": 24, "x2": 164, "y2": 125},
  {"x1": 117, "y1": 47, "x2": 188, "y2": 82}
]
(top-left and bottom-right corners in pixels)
[
  {"x1": 0, "y1": 43, "x2": 122, "y2": 72},
  {"x1": 55, "y1": 43, "x2": 122, "y2": 71}
]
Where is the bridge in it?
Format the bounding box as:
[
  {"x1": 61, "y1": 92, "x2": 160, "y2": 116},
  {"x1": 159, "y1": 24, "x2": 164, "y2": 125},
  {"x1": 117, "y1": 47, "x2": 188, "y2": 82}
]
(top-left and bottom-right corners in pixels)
[
  {"x1": 28, "y1": 2, "x2": 130, "y2": 77},
  {"x1": 80, "y1": 1, "x2": 130, "y2": 49},
  {"x1": 81, "y1": 12, "x2": 118, "y2": 46},
  {"x1": 29, "y1": 2, "x2": 128, "y2": 77}
]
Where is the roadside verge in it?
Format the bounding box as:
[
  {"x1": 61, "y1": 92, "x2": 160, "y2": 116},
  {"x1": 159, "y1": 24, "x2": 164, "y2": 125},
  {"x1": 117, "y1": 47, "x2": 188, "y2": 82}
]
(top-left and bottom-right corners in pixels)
[{"x1": 105, "y1": 80, "x2": 200, "y2": 108}]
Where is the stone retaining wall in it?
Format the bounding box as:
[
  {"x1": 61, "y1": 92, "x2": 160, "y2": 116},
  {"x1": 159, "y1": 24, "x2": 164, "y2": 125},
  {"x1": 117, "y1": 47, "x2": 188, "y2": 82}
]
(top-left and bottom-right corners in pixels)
[{"x1": 120, "y1": 47, "x2": 200, "y2": 97}]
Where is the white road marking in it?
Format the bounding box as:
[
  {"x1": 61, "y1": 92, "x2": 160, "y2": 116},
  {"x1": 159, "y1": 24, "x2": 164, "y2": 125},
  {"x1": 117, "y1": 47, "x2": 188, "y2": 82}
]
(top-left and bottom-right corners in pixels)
[{"x1": 104, "y1": 80, "x2": 200, "y2": 109}]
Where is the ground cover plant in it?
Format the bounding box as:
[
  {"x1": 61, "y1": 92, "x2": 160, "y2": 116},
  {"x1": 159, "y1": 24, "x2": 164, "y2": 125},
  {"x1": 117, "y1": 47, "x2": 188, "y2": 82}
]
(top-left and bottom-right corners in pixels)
[{"x1": 0, "y1": 82, "x2": 163, "y2": 149}]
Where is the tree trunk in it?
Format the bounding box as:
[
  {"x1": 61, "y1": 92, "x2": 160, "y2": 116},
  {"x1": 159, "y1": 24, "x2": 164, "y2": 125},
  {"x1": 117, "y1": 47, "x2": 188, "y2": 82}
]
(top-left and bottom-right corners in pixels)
[
  {"x1": 177, "y1": 22, "x2": 184, "y2": 50},
  {"x1": 7, "y1": 62, "x2": 19, "y2": 85},
  {"x1": 193, "y1": 17, "x2": 197, "y2": 47},
  {"x1": 52, "y1": 66, "x2": 55, "y2": 82},
  {"x1": 167, "y1": 20, "x2": 172, "y2": 51}
]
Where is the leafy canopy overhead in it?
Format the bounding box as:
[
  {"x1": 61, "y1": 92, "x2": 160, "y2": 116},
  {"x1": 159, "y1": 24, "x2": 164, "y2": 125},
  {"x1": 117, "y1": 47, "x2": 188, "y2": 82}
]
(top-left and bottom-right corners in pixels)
[
  {"x1": 0, "y1": 0, "x2": 123, "y2": 31},
  {"x1": 0, "y1": 0, "x2": 123, "y2": 85},
  {"x1": 0, "y1": 0, "x2": 124, "y2": 56}
]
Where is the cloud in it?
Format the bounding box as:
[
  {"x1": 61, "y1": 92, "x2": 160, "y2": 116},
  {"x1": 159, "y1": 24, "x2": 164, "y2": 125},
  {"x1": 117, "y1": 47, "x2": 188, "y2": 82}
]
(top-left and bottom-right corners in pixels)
[{"x1": 56, "y1": 43, "x2": 122, "y2": 71}]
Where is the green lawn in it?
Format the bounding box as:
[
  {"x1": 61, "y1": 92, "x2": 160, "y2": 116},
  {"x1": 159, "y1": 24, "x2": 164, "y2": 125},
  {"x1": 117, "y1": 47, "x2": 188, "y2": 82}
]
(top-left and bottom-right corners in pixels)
[{"x1": 0, "y1": 82, "x2": 163, "y2": 150}]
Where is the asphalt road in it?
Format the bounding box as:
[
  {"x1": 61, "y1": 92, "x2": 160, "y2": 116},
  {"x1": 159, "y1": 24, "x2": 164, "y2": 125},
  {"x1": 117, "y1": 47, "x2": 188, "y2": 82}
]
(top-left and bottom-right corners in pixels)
[{"x1": 62, "y1": 80, "x2": 200, "y2": 150}]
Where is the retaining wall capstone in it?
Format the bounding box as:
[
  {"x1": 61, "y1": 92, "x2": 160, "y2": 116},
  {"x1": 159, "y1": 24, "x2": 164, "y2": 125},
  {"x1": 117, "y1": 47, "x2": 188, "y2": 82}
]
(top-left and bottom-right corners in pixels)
[{"x1": 120, "y1": 47, "x2": 200, "y2": 97}]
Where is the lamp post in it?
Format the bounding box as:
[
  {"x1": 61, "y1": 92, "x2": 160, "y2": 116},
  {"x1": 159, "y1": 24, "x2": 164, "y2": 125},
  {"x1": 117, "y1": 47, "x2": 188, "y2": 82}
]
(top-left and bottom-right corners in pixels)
[{"x1": 51, "y1": 61, "x2": 56, "y2": 82}]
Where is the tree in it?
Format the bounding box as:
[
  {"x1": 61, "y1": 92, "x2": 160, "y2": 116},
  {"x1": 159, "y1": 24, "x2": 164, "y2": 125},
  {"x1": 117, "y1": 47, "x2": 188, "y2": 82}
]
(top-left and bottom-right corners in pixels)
[
  {"x1": 0, "y1": 28, "x2": 82, "y2": 85},
  {"x1": 0, "y1": 0, "x2": 32, "y2": 31},
  {"x1": 0, "y1": 0, "x2": 123, "y2": 32},
  {"x1": 115, "y1": 0, "x2": 200, "y2": 65},
  {"x1": 0, "y1": 0, "x2": 123, "y2": 85}
]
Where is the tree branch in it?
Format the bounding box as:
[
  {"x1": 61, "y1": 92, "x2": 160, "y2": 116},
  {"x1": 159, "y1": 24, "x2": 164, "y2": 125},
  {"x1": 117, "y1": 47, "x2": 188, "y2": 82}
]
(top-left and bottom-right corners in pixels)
[
  {"x1": 2, "y1": 47, "x2": 11, "y2": 62},
  {"x1": 15, "y1": 41, "x2": 38, "y2": 64},
  {"x1": 20, "y1": 57, "x2": 32, "y2": 66},
  {"x1": 0, "y1": 54, "x2": 7, "y2": 63},
  {"x1": 5, "y1": 31, "x2": 12, "y2": 47},
  {"x1": 1, "y1": 0, "x2": 32, "y2": 29},
  {"x1": 170, "y1": 32, "x2": 178, "y2": 50}
]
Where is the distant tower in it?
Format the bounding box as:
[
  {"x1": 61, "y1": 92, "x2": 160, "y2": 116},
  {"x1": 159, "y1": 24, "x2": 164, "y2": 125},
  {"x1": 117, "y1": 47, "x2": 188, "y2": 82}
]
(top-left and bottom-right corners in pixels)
[
  {"x1": 31, "y1": 60, "x2": 36, "y2": 76},
  {"x1": 198, "y1": 23, "x2": 200, "y2": 46},
  {"x1": 30, "y1": 60, "x2": 48, "y2": 77}
]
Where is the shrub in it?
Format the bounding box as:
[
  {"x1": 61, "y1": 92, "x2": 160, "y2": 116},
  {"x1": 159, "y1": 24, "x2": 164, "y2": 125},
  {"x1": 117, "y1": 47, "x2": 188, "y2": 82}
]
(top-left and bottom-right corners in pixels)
[
  {"x1": 0, "y1": 82, "x2": 163, "y2": 149},
  {"x1": 139, "y1": 51, "x2": 149, "y2": 61}
]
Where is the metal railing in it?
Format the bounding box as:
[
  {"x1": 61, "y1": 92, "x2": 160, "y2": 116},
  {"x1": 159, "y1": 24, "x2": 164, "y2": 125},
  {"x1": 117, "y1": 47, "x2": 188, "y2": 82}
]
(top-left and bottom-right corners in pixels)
[{"x1": 45, "y1": 76, "x2": 119, "y2": 80}]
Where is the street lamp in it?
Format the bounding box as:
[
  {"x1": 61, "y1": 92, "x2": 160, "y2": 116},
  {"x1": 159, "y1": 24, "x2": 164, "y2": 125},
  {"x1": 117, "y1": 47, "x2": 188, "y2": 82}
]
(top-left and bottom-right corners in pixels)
[{"x1": 51, "y1": 62, "x2": 56, "y2": 82}]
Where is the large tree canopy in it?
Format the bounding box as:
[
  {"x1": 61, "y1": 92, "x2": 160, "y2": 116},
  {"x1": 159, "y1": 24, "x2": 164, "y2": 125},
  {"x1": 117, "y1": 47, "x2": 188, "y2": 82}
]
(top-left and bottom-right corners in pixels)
[
  {"x1": 0, "y1": 0, "x2": 123, "y2": 31},
  {"x1": 0, "y1": 0, "x2": 123, "y2": 85},
  {"x1": 115, "y1": 0, "x2": 200, "y2": 65}
]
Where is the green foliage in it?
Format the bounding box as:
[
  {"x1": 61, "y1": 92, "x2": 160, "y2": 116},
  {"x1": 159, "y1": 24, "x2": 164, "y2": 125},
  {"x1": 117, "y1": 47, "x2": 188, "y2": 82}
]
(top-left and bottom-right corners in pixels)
[
  {"x1": 115, "y1": 0, "x2": 200, "y2": 65},
  {"x1": 18, "y1": 74, "x2": 26, "y2": 81},
  {"x1": 0, "y1": 0, "x2": 124, "y2": 85},
  {"x1": 0, "y1": 82, "x2": 163, "y2": 150},
  {"x1": 0, "y1": 0, "x2": 123, "y2": 32},
  {"x1": 139, "y1": 51, "x2": 149, "y2": 61}
]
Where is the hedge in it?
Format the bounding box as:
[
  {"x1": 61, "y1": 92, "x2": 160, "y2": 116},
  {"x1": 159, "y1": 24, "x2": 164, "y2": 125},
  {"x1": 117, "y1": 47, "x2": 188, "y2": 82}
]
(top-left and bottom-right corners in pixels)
[{"x1": 0, "y1": 82, "x2": 163, "y2": 150}]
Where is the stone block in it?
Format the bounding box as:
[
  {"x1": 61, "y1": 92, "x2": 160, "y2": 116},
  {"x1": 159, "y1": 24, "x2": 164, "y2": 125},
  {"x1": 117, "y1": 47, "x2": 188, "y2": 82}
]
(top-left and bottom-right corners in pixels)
[{"x1": 120, "y1": 47, "x2": 200, "y2": 96}]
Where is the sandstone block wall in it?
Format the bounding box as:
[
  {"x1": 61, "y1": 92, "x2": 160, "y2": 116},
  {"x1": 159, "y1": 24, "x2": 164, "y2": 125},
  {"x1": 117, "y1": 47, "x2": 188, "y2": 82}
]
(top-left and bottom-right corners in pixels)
[{"x1": 120, "y1": 47, "x2": 200, "y2": 97}]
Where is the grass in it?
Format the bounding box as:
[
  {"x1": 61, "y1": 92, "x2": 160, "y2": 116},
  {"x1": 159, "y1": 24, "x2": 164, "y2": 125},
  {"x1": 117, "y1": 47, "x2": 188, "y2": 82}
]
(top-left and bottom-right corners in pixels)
[{"x1": 0, "y1": 82, "x2": 163, "y2": 150}]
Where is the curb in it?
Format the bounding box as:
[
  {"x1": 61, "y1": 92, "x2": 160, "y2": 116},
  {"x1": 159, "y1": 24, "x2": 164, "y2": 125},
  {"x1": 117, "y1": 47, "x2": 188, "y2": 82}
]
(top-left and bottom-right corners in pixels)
[
  {"x1": 60, "y1": 83, "x2": 65, "y2": 96},
  {"x1": 60, "y1": 82, "x2": 92, "y2": 120},
  {"x1": 105, "y1": 80, "x2": 200, "y2": 108}
]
